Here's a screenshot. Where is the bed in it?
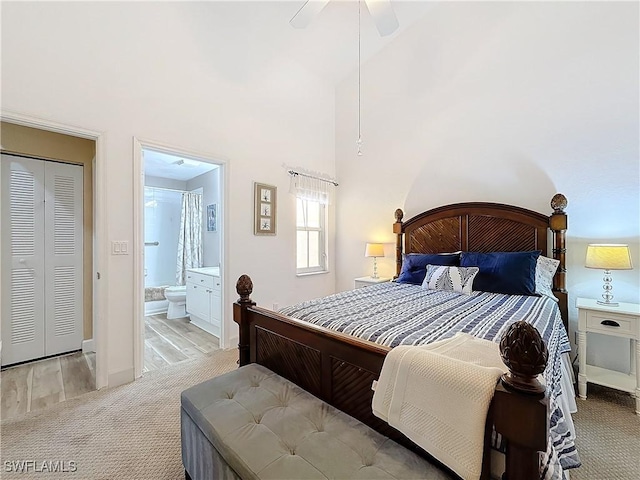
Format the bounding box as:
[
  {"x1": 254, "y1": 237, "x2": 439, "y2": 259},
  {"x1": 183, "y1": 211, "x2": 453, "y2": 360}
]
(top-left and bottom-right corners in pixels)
[{"x1": 233, "y1": 194, "x2": 577, "y2": 480}]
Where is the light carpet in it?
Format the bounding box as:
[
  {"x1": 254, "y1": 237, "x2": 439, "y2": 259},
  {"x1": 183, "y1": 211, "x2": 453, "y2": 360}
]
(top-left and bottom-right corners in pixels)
[
  {"x1": 571, "y1": 384, "x2": 640, "y2": 479},
  {"x1": 2, "y1": 349, "x2": 638, "y2": 479},
  {"x1": 1, "y1": 348, "x2": 237, "y2": 480}
]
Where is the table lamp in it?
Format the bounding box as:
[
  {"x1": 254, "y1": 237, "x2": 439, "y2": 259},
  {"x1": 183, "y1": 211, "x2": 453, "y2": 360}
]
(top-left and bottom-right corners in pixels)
[
  {"x1": 585, "y1": 244, "x2": 633, "y2": 306},
  {"x1": 365, "y1": 243, "x2": 384, "y2": 279}
]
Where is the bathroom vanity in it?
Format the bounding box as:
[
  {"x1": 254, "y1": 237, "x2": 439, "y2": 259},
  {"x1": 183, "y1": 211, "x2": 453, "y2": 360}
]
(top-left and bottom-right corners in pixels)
[{"x1": 185, "y1": 267, "x2": 221, "y2": 338}]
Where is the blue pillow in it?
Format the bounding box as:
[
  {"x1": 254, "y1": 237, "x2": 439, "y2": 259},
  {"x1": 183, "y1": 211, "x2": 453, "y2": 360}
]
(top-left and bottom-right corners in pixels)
[
  {"x1": 460, "y1": 251, "x2": 541, "y2": 295},
  {"x1": 396, "y1": 253, "x2": 460, "y2": 285}
]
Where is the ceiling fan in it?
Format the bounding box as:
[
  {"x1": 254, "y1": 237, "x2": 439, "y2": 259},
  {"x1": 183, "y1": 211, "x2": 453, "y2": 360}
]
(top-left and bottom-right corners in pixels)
[{"x1": 290, "y1": 0, "x2": 399, "y2": 37}]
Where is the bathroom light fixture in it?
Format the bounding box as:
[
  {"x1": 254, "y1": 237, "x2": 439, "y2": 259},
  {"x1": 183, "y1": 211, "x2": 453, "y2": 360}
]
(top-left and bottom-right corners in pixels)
[
  {"x1": 585, "y1": 244, "x2": 633, "y2": 306},
  {"x1": 172, "y1": 158, "x2": 200, "y2": 167},
  {"x1": 365, "y1": 243, "x2": 384, "y2": 278}
]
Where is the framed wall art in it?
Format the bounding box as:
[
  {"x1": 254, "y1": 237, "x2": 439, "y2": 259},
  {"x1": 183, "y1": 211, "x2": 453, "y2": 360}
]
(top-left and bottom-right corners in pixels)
[
  {"x1": 207, "y1": 203, "x2": 217, "y2": 232},
  {"x1": 254, "y1": 182, "x2": 277, "y2": 235}
]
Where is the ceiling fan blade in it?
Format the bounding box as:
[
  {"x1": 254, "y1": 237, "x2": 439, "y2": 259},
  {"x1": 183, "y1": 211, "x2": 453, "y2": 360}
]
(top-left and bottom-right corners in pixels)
[
  {"x1": 364, "y1": 0, "x2": 399, "y2": 37},
  {"x1": 290, "y1": 0, "x2": 331, "y2": 29}
]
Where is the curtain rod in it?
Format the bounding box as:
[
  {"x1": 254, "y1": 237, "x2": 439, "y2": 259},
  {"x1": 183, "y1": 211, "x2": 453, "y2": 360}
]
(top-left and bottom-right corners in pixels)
[
  {"x1": 287, "y1": 170, "x2": 339, "y2": 187},
  {"x1": 145, "y1": 185, "x2": 202, "y2": 194}
]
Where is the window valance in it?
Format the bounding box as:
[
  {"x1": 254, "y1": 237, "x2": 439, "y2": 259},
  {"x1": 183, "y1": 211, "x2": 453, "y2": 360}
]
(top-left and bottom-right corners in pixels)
[{"x1": 287, "y1": 167, "x2": 338, "y2": 205}]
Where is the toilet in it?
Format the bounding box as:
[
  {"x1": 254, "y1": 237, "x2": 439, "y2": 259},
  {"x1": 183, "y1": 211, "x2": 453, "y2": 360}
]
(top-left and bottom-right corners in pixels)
[{"x1": 165, "y1": 285, "x2": 188, "y2": 319}]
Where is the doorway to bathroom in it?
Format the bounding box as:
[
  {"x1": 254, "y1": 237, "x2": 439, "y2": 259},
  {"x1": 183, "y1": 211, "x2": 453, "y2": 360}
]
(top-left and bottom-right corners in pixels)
[{"x1": 136, "y1": 144, "x2": 224, "y2": 376}]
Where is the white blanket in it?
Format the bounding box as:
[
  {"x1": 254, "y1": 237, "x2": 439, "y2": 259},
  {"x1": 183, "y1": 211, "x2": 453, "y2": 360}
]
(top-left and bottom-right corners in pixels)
[{"x1": 372, "y1": 333, "x2": 507, "y2": 480}]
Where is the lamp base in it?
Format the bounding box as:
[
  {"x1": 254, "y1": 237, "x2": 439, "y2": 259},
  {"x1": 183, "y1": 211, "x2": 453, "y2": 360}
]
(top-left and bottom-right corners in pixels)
[
  {"x1": 371, "y1": 257, "x2": 379, "y2": 279},
  {"x1": 598, "y1": 270, "x2": 619, "y2": 307},
  {"x1": 597, "y1": 300, "x2": 619, "y2": 307}
]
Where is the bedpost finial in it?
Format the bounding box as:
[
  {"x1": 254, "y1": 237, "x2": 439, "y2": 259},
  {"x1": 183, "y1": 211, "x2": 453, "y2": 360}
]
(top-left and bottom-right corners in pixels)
[
  {"x1": 550, "y1": 193, "x2": 567, "y2": 213},
  {"x1": 395, "y1": 209, "x2": 404, "y2": 222},
  {"x1": 499, "y1": 321, "x2": 548, "y2": 395},
  {"x1": 236, "y1": 274, "x2": 253, "y2": 304}
]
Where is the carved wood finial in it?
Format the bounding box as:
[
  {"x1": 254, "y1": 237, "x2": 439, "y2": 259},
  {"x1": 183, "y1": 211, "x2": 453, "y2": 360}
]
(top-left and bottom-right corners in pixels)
[
  {"x1": 395, "y1": 209, "x2": 404, "y2": 222},
  {"x1": 550, "y1": 193, "x2": 567, "y2": 213},
  {"x1": 236, "y1": 274, "x2": 253, "y2": 304},
  {"x1": 499, "y1": 321, "x2": 548, "y2": 395}
]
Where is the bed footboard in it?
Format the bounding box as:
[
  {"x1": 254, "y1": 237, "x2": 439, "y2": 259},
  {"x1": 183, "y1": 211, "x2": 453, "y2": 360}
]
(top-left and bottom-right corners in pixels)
[{"x1": 234, "y1": 275, "x2": 548, "y2": 480}]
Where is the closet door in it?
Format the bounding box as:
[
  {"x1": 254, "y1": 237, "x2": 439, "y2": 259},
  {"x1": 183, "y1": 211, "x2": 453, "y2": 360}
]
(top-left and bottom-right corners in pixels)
[
  {"x1": 1, "y1": 155, "x2": 46, "y2": 366},
  {"x1": 44, "y1": 161, "x2": 83, "y2": 356}
]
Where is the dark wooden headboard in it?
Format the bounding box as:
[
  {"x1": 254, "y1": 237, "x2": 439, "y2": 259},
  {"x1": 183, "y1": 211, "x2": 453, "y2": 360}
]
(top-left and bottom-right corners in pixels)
[{"x1": 393, "y1": 194, "x2": 569, "y2": 331}]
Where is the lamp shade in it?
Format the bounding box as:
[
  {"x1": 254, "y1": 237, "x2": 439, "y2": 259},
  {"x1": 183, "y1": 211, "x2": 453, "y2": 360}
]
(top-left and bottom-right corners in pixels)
[
  {"x1": 585, "y1": 244, "x2": 633, "y2": 270},
  {"x1": 365, "y1": 243, "x2": 384, "y2": 258}
]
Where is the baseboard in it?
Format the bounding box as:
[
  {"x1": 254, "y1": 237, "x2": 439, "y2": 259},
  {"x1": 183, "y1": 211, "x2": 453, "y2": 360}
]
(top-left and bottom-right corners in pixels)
[
  {"x1": 108, "y1": 367, "x2": 135, "y2": 388},
  {"x1": 82, "y1": 338, "x2": 95, "y2": 353},
  {"x1": 145, "y1": 299, "x2": 169, "y2": 316}
]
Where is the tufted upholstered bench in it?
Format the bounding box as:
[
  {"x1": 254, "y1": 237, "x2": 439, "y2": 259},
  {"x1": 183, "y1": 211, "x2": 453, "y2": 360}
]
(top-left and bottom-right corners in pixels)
[{"x1": 181, "y1": 363, "x2": 454, "y2": 480}]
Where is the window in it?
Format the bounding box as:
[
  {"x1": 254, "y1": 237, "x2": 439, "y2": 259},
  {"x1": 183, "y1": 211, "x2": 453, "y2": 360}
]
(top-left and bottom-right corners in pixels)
[{"x1": 296, "y1": 198, "x2": 327, "y2": 274}]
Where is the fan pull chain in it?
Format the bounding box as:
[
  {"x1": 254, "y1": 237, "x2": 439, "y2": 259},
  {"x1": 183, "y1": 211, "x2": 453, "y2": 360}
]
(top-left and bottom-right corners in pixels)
[{"x1": 356, "y1": 0, "x2": 363, "y2": 156}]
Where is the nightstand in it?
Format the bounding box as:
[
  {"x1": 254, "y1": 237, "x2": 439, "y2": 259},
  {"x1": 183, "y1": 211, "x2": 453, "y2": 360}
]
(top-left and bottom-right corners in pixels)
[
  {"x1": 576, "y1": 297, "x2": 640, "y2": 414},
  {"x1": 354, "y1": 276, "x2": 391, "y2": 289}
]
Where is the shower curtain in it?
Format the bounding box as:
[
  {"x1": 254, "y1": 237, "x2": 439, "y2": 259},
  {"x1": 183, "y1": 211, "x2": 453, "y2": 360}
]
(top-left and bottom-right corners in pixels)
[{"x1": 176, "y1": 192, "x2": 203, "y2": 285}]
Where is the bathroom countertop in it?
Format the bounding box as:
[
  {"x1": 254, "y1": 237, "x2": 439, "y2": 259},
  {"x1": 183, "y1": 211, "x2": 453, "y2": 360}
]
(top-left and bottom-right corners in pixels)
[{"x1": 186, "y1": 266, "x2": 220, "y2": 277}]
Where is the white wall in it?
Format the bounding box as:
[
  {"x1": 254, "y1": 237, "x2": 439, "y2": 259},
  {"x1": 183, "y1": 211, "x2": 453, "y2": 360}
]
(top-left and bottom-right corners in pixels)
[
  {"x1": 4, "y1": 1, "x2": 638, "y2": 383},
  {"x1": 335, "y1": 2, "x2": 639, "y2": 371},
  {"x1": 1, "y1": 2, "x2": 336, "y2": 385},
  {"x1": 187, "y1": 169, "x2": 221, "y2": 268},
  {"x1": 145, "y1": 175, "x2": 187, "y2": 192}
]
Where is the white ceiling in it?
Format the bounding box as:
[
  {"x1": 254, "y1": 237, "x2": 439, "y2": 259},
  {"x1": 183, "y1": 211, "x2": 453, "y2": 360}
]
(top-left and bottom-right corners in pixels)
[
  {"x1": 137, "y1": 2, "x2": 435, "y2": 182},
  {"x1": 175, "y1": 1, "x2": 437, "y2": 87},
  {"x1": 278, "y1": 0, "x2": 436, "y2": 84},
  {"x1": 143, "y1": 149, "x2": 218, "y2": 182}
]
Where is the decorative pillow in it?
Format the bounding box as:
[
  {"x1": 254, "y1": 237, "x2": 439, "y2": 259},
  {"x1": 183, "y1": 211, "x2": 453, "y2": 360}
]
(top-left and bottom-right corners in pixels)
[
  {"x1": 422, "y1": 265, "x2": 479, "y2": 295},
  {"x1": 535, "y1": 256, "x2": 560, "y2": 302},
  {"x1": 460, "y1": 251, "x2": 541, "y2": 296},
  {"x1": 396, "y1": 253, "x2": 460, "y2": 285}
]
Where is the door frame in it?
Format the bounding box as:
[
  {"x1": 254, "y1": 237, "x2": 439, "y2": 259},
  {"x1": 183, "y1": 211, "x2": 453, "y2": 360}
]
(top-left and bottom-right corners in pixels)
[
  {"x1": 1, "y1": 110, "x2": 108, "y2": 389},
  {"x1": 132, "y1": 138, "x2": 228, "y2": 378}
]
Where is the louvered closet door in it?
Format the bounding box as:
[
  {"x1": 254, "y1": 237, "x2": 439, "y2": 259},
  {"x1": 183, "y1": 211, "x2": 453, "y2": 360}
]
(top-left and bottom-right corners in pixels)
[
  {"x1": 43, "y1": 161, "x2": 83, "y2": 356},
  {"x1": 1, "y1": 155, "x2": 46, "y2": 366}
]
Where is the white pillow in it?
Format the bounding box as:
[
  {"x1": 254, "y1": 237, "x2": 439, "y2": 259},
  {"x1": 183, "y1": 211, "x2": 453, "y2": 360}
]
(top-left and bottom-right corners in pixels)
[
  {"x1": 535, "y1": 256, "x2": 560, "y2": 301},
  {"x1": 422, "y1": 265, "x2": 479, "y2": 295}
]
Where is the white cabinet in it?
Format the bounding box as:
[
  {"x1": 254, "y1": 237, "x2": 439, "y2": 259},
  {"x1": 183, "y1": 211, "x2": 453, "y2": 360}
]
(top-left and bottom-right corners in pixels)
[
  {"x1": 186, "y1": 269, "x2": 221, "y2": 338},
  {"x1": 354, "y1": 276, "x2": 391, "y2": 289},
  {"x1": 577, "y1": 297, "x2": 640, "y2": 414}
]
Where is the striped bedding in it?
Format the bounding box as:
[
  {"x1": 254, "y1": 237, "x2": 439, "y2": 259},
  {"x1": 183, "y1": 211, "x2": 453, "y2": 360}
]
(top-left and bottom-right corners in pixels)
[{"x1": 279, "y1": 282, "x2": 580, "y2": 480}]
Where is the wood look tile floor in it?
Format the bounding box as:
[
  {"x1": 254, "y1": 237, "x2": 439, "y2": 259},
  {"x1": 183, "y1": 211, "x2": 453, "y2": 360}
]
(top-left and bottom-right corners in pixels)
[
  {"x1": 1, "y1": 351, "x2": 96, "y2": 421},
  {"x1": 0, "y1": 314, "x2": 218, "y2": 421},
  {"x1": 143, "y1": 313, "x2": 220, "y2": 373}
]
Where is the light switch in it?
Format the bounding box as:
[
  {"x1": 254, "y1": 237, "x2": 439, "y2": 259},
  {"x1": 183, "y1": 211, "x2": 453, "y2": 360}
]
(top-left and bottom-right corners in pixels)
[{"x1": 111, "y1": 241, "x2": 130, "y2": 255}]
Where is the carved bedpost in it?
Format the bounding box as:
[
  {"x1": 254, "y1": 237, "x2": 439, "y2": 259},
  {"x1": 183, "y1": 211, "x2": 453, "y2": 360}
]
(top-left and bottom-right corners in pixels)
[
  {"x1": 494, "y1": 321, "x2": 549, "y2": 480},
  {"x1": 393, "y1": 209, "x2": 404, "y2": 278},
  {"x1": 233, "y1": 274, "x2": 256, "y2": 367},
  {"x1": 549, "y1": 194, "x2": 568, "y2": 329},
  {"x1": 500, "y1": 321, "x2": 548, "y2": 394}
]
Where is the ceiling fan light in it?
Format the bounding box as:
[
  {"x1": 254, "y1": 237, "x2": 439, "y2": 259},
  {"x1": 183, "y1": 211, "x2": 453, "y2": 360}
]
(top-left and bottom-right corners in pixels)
[
  {"x1": 289, "y1": 0, "x2": 331, "y2": 29},
  {"x1": 364, "y1": 0, "x2": 399, "y2": 37}
]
